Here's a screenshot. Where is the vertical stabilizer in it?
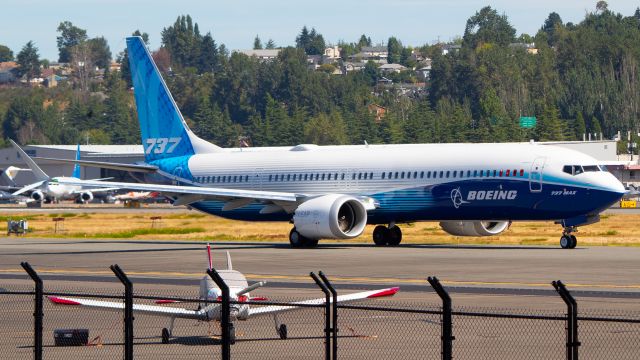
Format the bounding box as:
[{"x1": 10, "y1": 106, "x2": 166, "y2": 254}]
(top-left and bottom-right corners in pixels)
[
  {"x1": 9, "y1": 140, "x2": 48, "y2": 181},
  {"x1": 125, "y1": 36, "x2": 219, "y2": 163},
  {"x1": 72, "y1": 144, "x2": 81, "y2": 178}
]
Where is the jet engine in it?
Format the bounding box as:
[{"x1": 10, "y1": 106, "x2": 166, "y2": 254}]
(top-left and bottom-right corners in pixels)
[
  {"x1": 439, "y1": 221, "x2": 510, "y2": 236},
  {"x1": 293, "y1": 194, "x2": 368, "y2": 240},
  {"x1": 79, "y1": 191, "x2": 94, "y2": 203},
  {"x1": 31, "y1": 190, "x2": 44, "y2": 202}
]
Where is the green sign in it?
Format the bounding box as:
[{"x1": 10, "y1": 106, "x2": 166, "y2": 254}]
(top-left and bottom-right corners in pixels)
[{"x1": 520, "y1": 116, "x2": 537, "y2": 128}]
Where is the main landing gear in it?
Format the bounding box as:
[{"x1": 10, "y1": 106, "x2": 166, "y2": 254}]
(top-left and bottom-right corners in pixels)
[
  {"x1": 161, "y1": 317, "x2": 176, "y2": 344},
  {"x1": 289, "y1": 227, "x2": 319, "y2": 248},
  {"x1": 373, "y1": 224, "x2": 402, "y2": 246},
  {"x1": 560, "y1": 226, "x2": 578, "y2": 249}
]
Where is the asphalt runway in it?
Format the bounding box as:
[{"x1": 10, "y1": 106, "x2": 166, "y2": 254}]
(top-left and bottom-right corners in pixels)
[{"x1": 2, "y1": 237, "x2": 639, "y2": 359}]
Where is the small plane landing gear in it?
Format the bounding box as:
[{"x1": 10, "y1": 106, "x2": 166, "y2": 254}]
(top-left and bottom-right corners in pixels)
[
  {"x1": 372, "y1": 224, "x2": 402, "y2": 246},
  {"x1": 278, "y1": 324, "x2": 288, "y2": 340},
  {"x1": 289, "y1": 228, "x2": 319, "y2": 248},
  {"x1": 560, "y1": 227, "x2": 578, "y2": 249},
  {"x1": 161, "y1": 328, "x2": 170, "y2": 344}
]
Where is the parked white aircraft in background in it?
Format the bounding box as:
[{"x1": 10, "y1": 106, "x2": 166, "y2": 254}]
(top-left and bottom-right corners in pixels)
[
  {"x1": 48, "y1": 245, "x2": 399, "y2": 343},
  {"x1": 8, "y1": 140, "x2": 118, "y2": 203},
  {"x1": 46, "y1": 36, "x2": 626, "y2": 249}
]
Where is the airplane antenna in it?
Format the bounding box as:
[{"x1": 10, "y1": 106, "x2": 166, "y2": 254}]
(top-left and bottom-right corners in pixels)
[{"x1": 207, "y1": 243, "x2": 213, "y2": 271}]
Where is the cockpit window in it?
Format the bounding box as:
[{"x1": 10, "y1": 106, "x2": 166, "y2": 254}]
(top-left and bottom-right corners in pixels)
[
  {"x1": 563, "y1": 165, "x2": 585, "y2": 175},
  {"x1": 599, "y1": 165, "x2": 608, "y2": 172},
  {"x1": 583, "y1": 165, "x2": 600, "y2": 172}
]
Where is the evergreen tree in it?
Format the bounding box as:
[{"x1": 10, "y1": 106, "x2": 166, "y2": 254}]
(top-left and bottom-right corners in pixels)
[
  {"x1": 387, "y1": 37, "x2": 402, "y2": 64},
  {"x1": 265, "y1": 39, "x2": 276, "y2": 49},
  {"x1": 253, "y1": 35, "x2": 263, "y2": 50},
  {"x1": 574, "y1": 112, "x2": 586, "y2": 140},
  {"x1": 536, "y1": 106, "x2": 564, "y2": 141},
  {"x1": 16, "y1": 41, "x2": 40, "y2": 82},
  {"x1": 87, "y1": 36, "x2": 112, "y2": 69},
  {"x1": 103, "y1": 73, "x2": 137, "y2": 144},
  {"x1": 119, "y1": 30, "x2": 149, "y2": 87},
  {"x1": 463, "y1": 6, "x2": 516, "y2": 49}
]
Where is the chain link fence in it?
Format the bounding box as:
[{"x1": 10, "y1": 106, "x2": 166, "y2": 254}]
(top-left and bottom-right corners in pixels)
[{"x1": 2, "y1": 267, "x2": 640, "y2": 360}]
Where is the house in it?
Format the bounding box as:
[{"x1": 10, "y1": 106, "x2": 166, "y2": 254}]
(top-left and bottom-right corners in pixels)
[
  {"x1": 361, "y1": 46, "x2": 388, "y2": 58},
  {"x1": 0, "y1": 61, "x2": 18, "y2": 84},
  {"x1": 109, "y1": 62, "x2": 122, "y2": 72},
  {"x1": 415, "y1": 59, "x2": 432, "y2": 81},
  {"x1": 342, "y1": 62, "x2": 367, "y2": 73},
  {"x1": 379, "y1": 63, "x2": 407, "y2": 74},
  {"x1": 324, "y1": 46, "x2": 340, "y2": 60},
  {"x1": 237, "y1": 49, "x2": 281, "y2": 61},
  {"x1": 306, "y1": 55, "x2": 322, "y2": 70},
  {"x1": 368, "y1": 104, "x2": 387, "y2": 122},
  {"x1": 509, "y1": 43, "x2": 538, "y2": 55},
  {"x1": 442, "y1": 44, "x2": 461, "y2": 55}
]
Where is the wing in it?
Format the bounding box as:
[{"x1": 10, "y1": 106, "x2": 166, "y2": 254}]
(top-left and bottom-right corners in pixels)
[
  {"x1": 248, "y1": 287, "x2": 399, "y2": 318},
  {"x1": 54, "y1": 178, "x2": 299, "y2": 206},
  {"x1": 71, "y1": 187, "x2": 121, "y2": 194},
  {"x1": 33, "y1": 157, "x2": 158, "y2": 173},
  {"x1": 48, "y1": 296, "x2": 208, "y2": 320}
]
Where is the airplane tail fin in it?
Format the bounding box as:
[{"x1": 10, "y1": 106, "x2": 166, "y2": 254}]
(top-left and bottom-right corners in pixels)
[
  {"x1": 1, "y1": 166, "x2": 30, "y2": 186},
  {"x1": 72, "y1": 144, "x2": 81, "y2": 178},
  {"x1": 9, "y1": 140, "x2": 49, "y2": 181},
  {"x1": 125, "y1": 36, "x2": 219, "y2": 163}
]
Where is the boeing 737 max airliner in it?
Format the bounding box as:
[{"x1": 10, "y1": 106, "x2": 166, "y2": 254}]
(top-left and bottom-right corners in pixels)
[{"x1": 50, "y1": 36, "x2": 626, "y2": 249}]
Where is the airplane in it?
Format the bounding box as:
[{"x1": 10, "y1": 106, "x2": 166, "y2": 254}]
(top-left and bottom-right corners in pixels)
[
  {"x1": 8, "y1": 141, "x2": 118, "y2": 203},
  {"x1": 44, "y1": 36, "x2": 626, "y2": 249},
  {"x1": 48, "y1": 245, "x2": 399, "y2": 344}
]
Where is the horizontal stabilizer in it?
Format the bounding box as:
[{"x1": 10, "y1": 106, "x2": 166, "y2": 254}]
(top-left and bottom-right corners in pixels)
[{"x1": 33, "y1": 157, "x2": 158, "y2": 173}]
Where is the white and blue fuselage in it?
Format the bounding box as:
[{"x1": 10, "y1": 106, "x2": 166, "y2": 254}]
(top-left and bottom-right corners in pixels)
[{"x1": 146, "y1": 142, "x2": 624, "y2": 226}]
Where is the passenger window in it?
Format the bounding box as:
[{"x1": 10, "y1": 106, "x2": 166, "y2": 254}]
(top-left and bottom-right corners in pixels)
[
  {"x1": 420, "y1": 171, "x2": 424, "y2": 179},
  {"x1": 520, "y1": 169, "x2": 524, "y2": 176},
  {"x1": 341, "y1": 173, "x2": 345, "y2": 180},
  {"x1": 499, "y1": 170, "x2": 503, "y2": 177},
  {"x1": 452, "y1": 171, "x2": 457, "y2": 178},
  {"x1": 445, "y1": 171, "x2": 449, "y2": 178},
  {"x1": 394, "y1": 172, "x2": 399, "y2": 179},
  {"x1": 401, "y1": 172, "x2": 405, "y2": 179},
  {"x1": 358, "y1": 173, "x2": 362, "y2": 180},
  {"x1": 513, "y1": 169, "x2": 517, "y2": 177},
  {"x1": 382, "y1": 172, "x2": 386, "y2": 179},
  {"x1": 439, "y1": 171, "x2": 443, "y2": 178},
  {"x1": 352, "y1": 173, "x2": 356, "y2": 180},
  {"x1": 426, "y1": 171, "x2": 431, "y2": 178}
]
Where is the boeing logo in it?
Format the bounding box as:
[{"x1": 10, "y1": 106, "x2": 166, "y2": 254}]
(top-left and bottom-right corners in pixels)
[
  {"x1": 450, "y1": 188, "x2": 469, "y2": 209},
  {"x1": 451, "y1": 189, "x2": 518, "y2": 208}
]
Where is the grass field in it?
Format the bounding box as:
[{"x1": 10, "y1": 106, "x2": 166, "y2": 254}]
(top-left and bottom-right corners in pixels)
[{"x1": 2, "y1": 210, "x2": 639, "y2": 246}]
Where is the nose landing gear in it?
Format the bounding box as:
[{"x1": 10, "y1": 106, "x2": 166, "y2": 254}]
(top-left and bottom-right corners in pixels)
[{"x1": 560, "y1": 227, "x2": 577, "y2": 249}]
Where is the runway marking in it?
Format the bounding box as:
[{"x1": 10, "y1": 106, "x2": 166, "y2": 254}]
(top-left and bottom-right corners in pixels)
[{"x1": 2, "y1": 268, "x2": 640, "y2": 290}]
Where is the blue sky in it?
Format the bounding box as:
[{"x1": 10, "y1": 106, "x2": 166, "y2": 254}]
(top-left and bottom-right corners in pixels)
[{"x1": 2, "y1": 0, "x2": 639, "y2": 61}]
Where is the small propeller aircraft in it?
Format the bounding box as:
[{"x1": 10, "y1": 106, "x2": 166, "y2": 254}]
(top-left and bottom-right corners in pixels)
[{"x1": 48, "y1": 244, "x2": 399, "y2": 344}]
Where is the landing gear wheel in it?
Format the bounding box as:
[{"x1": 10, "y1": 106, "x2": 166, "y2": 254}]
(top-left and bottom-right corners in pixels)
[
  {"x1": 289, "y1": 228, "x2": 304, "y2": 248},
  {"x1": 289, "y1": 228, "x2": 318, "y2": 248},
  {"x1": 388, "y1": 226, "x2": 402, "y2": 246},
  {"x1": 229, "y1": 323, "x2": 236, "y2": 345},
  {"x1": 278, "y1": 324, "x2": 288, "y2": 340},
  {"x1": 161, "y1": 328, "x2": 170, "y2": 344},
  {"x1": 560, "y1": 235, "x2": 572, "y2": 249},
  {"x1": 373, "y1": 225, "x2": 390, "y2": 246},
  {"x1": 569, "y1": 235, "x2": 577, "y2": 249}
]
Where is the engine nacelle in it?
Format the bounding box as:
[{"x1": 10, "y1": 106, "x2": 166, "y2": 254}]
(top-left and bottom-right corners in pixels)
[
  {"x1": 31, "y1": 190, "x2": 44, "y2": 202},
  {"x1": 80, "y1": 191, "x2": 94, "y2": 203},
  {"x1": 439, "y1": 221, "x2": 510, "y2": 237},
  {"x1": 293, "y1": 194, "x2": 368, "y2": 240}
]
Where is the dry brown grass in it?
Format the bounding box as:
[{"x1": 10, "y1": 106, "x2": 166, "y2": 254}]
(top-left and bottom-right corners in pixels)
[{"x1": 3, "y1": 211, "x2": 640, "y2": 246}]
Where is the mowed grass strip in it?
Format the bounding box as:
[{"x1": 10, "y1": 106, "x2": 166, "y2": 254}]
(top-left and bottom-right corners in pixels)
[{"x1": 2, "y1": 210, "x2": 640, "y2": 246}]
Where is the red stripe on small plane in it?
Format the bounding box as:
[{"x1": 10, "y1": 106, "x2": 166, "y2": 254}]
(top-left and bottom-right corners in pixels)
[
  {"x1": 250, "y1": 297, "x2": 268, "y2": 301},
  {"x1": 48, "y1": 296, "x2": 81, "y2": 305},
  {"x1": 155, "y1": 300, "x2": 181, "y2": 304},
  {"x1": 367, "y1": 287, "x2": 399, "y2": 298}
]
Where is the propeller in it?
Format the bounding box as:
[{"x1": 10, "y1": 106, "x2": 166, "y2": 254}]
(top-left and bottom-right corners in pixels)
[{"x1": 12, "y1": 180, "x2": 46, "y2": 196}]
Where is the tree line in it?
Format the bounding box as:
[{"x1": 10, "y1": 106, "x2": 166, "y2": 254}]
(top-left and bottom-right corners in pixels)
[{"x1": 1, "y1": 3, "x2": 639, "y2": 151}]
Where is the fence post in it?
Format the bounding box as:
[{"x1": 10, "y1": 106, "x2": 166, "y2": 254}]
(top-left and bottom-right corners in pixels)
[
  {"x1": 21, "y1": 262, "x2": 42, "y2": 360},
  {"x1": 318, "y1": 272, "x2": 337, "y2": 360},
  {"x1": 552, "y1": 280, "x2": 580, "y2": 360},
  {"x1": 110, "y1": 264, "x2": 133, "y2": 360},
  {"x1": 310, "y1": 272, "x2": 331, "y2": 360},
  {"x1": 207, "y1": 268, "x2": 231, "y2": 360},
  {"x1": 428, "y1": 276, "x2": 453, "y2": 360}
]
